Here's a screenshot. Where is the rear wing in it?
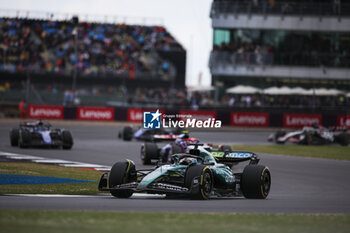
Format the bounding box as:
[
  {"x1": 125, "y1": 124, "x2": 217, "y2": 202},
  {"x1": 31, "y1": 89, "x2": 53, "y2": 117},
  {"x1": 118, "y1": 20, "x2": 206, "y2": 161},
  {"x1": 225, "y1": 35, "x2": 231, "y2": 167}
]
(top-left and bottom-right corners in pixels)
[
  {"x1": 210, "y1": 151, "x2": 259, "y2": 164},
  {"x1": 152, "y1": 134, "x2": 179, "y2": 141}
]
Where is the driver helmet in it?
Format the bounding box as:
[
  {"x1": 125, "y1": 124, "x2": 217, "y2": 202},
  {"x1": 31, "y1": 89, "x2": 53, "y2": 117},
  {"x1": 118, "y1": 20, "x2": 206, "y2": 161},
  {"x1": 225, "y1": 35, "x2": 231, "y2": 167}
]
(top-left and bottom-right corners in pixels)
[
  {"x1": 179, "y1": 157, "x2": 197, "y2": 165},
  {"x1": 175, "y1": 134, "x2": 189, "y2": 144},
  {"x1": 177, "y1": 133, "x2": 189, "y2": 140},
  {"x1": 312, "y1": 122, "x2": 319, "y2": 129}
]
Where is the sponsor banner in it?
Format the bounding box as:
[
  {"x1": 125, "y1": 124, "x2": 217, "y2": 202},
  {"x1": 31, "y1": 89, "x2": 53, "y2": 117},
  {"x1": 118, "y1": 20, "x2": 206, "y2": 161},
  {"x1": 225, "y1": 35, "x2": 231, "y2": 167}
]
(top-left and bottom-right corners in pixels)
[
  {"x1": 178, "y1": 110, "x2": 217, "y2": 122},
  {"x1": 337, "y1": 115, "x2": 350, "y2": 128},
  {"x1": 230, "y1": 112, "x2": 269, "y2": 127},
  {"x1": 283, "y1": 113, "x2": 322, "y2": 128},
  {"x1": 28, "y1": 105, "x2": 63, "y2": 119},
  {"x1": 77, "y1": 107, "x2": 114, "y2": 121}
]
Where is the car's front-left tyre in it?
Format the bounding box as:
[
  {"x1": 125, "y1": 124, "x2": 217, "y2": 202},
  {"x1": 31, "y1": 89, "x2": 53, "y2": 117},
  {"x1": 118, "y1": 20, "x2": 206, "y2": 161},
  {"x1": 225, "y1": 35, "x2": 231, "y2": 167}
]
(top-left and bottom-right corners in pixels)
[
  {"x1": 109, "y1": 160, "x2": 136, "y2": 198},
  {"x1": 122, "y1": 126, "x2": 133, "y2": 141},
  {"x1": 10, "y1": 129, "x2": 19, "y2": 147},
  {"x1": 241, "y1": 165, "x2": 271, "y2": 199},
  {"x1": 19, "y1": 130, "x2": 31, "y2": 148},
  {"x1": 185, "y1": 165, "x2": 213, "y2": 200}
]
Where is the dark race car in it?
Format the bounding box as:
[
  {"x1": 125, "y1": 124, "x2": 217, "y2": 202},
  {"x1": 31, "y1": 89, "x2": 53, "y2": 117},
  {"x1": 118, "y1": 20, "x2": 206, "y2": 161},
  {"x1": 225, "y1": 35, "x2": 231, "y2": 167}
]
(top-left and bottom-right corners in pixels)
[
  {"x1": 268, "y1": 124, "x2": 349, "y2": 146},
  {"x1": 9, "y1": 120, "x2": 73, "y2": 149},
  {"x1": 98, "y1": 144, "x2": 271, "y2": 200},
  {"x1": 118, "y1": 126, "x2": 185, "y2": 141},
  {"x1": 140, "y1": 133, "x2": 233, "y2": 165}
]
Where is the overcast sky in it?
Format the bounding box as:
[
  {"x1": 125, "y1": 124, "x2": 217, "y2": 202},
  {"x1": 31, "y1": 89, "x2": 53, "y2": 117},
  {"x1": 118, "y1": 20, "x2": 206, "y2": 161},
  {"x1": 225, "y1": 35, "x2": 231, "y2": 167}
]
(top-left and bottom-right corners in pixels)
[{"x1": 1, "y1": 0, "x2": 213, "y2": 86}]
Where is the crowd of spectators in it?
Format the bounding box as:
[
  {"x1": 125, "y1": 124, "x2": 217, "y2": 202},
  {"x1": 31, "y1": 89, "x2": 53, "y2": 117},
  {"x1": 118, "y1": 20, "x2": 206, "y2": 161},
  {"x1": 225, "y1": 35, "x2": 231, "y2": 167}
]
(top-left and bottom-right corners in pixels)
[
  {"x1": 220, "y1": 93, "x2": 348, "y2": 108},
  {"x1": 212, "y1": 42, "x2": 274, "y2": 66},
  {"x1": 0, "y1": 17, "x2": 183, "y2": 78},
  {"x1": 64, "y1": 85, "x2": 349, "y2": 108},
  {"x1": 212, "y1": 0, "x2": 347, "y2": 16},
  {"x1": 2, "y1": 80, "x2": 348, "y2": 108}
]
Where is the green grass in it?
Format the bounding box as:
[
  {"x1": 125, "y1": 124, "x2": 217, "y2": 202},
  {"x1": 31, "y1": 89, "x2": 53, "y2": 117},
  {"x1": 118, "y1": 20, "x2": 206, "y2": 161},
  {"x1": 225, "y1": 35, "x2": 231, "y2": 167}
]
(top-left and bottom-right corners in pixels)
[
  {"x1": 230, "y1": 145, "x2": 350, "y2": 160},
  {"x1": 0, "y1": 209, "x2": 349, "y2": 233},
  {"x1": 0, "y1": 162, "x2": 102, "y2": 194}
]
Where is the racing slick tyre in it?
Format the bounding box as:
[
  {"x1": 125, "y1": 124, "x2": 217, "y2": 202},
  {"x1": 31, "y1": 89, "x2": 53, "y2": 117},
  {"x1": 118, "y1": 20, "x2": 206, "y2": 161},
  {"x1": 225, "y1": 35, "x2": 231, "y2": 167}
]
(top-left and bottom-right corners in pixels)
[
  {"x1": 275, "y1": 130, "x2": 286, "y2": 144},
  {"x1": 62, "y1": 131, "x2": 73, "y2": 150},
  {"x1": 305, "y1": 132, "x2": 327, "y2": 145},
  {"x1": 218, "y1": 145, "x2": 232, "y2": 152},
  {"x1": 141, "y1": 142, "x2": 158, "y2": 165},
  {"x1": 241, "y1": 165, "x2": 271, "y2": 199},
  {"x1": 109, "y1": 161, "x2": 136, "y2": 198},
  {"x1": 10, "y1": 129, "x2": 19, "y2": 147},
  {"x1": 335, "y1": 133, "x2": 349, "y2": 146},
  {"x1": 122, "y1": 126, "x2": 133, "y2": 141},
  {"x1": 19, "y1": 130, "x2": 31, "y2": 148},
  {"x1": 185, "y1": 165, "x2": 213, "y2": 200}
]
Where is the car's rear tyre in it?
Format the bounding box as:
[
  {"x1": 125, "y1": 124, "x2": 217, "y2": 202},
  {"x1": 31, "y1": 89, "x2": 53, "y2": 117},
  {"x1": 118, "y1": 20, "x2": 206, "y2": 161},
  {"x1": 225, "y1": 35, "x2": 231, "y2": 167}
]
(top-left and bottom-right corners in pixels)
[
  {"x1": 185, "y1": 165, "x2": 213, "y2": 200},
  {"x1": 19, "y1": 130, "x2": 31, "y2": 148},
  {"x1": 141, "y1": 142, "x2": 159, "y2": 165},
  {"x1": 109, "y1": 161, "x2": 136, "y2": 198},
  {"x1": 241, "y1": 165, "x2": 271, "y2": 199},
  {"x1": 10, "y1": 129, "x2": 19, "y2": 147},
  {"x1": 305, "y1": 132, "x2": 327, "y2": 145},
  {"x1": 335, "y1": 133, "x2": 349, "y2": 146},
  {"x1": 122, "y1": 126, "x2": 133, "y2": 141},
  {"x1": 218, "y1": 145, "x2": 232, "y2": 152},
  {"x1": 62, "y1": 131, "x2": 73, "y2": 149}
]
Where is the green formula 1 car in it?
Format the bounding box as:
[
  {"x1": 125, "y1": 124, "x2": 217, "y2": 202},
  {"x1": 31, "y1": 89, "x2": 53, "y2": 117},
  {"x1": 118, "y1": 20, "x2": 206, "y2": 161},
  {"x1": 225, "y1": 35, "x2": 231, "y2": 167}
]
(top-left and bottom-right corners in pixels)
[{"x1": 98, "y1": 144, "x2": 271, "y2": 199}]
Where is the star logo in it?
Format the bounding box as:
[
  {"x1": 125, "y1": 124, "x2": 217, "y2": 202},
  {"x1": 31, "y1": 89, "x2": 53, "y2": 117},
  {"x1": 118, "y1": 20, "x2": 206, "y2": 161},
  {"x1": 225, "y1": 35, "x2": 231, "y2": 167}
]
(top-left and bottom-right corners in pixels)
[{"x1": 150, "y1": 109, "x2": 162, "y2": 122}]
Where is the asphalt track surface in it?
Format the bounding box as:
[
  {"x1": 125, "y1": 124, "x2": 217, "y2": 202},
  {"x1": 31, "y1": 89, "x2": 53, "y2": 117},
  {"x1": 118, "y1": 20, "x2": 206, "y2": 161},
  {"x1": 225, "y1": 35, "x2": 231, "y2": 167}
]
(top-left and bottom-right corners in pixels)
[{"x1": 1, "y1": 120, "x2": 350, "y2": 213}]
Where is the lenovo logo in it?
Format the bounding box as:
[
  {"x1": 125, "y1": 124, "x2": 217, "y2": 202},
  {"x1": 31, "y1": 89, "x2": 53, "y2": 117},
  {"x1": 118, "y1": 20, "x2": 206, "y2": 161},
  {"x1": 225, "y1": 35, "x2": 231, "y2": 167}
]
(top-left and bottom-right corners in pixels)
[
  {"x1": 231, "y1": 112, "x2": 269, "y2": 127},
  {"x1": 338, "y1": 115, "x2": 350, "y2": 128},
  {"x1": 284, "y1": 114, "x2": 322, "y2": 127},
  {"x1": 28, "y1": 105, "x2": 63, "y2": 119},
  {"x1": 78, "y1": 107, "x2": 114, "y2": 121}
]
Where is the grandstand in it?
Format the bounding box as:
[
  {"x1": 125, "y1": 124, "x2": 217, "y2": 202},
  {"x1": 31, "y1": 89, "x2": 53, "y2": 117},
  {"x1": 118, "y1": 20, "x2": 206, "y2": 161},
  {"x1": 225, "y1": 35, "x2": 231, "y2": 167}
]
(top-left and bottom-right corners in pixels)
[
  {"x1": 0, "y1": 11, "x2": 186, "y2": 106},
  {"x1": 210, "y1": 0, "x2": 350, "y2": 108}
]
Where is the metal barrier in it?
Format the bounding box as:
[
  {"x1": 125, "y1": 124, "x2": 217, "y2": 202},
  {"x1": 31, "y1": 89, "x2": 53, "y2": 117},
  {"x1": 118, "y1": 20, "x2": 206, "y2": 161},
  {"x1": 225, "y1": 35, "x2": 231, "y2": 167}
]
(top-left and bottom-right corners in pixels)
[{"x1": 211, "y1": 1, "x2": 350, "y2": 17}]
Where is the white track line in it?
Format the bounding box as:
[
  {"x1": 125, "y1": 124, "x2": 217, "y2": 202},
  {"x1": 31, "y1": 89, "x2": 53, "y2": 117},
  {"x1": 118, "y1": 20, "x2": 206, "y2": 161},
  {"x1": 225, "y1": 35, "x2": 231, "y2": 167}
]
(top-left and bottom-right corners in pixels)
[
  {"x1": 0, "y1": 151, "x2": 110, "y2": 171},
  {"x1": 5, "y1": 193, "x2": 165, "y2": 198}
]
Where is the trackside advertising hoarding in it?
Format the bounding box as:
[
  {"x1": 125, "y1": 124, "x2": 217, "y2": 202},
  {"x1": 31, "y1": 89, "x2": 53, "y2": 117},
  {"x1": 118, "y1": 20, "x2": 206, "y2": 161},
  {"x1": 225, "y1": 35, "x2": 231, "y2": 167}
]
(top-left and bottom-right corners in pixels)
[
  {"x1": 283, "y1": 113, "x2": 322, "y2": 128},
  {"x1": 77, "y1": 107, "x2": 114, "y2": 121},
  {"x1": 337, "y1": 115, "x2": 350, "y2": 128},
  {"x1": 28, "y1": 105, "x2": 63, "y2": 119},
  {"x1": 231, "y1": 112, "x2": 269, "y2": 127}
]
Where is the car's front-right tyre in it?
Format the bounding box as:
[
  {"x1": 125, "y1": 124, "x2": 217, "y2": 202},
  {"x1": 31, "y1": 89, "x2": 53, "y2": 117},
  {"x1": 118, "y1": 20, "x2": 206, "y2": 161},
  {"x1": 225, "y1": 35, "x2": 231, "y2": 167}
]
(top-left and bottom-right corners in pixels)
[
  {"x1": 62, "y1": 130, "x2": 73, "y2": 149},
  {"x1": 140, "y1": 142, "x2": 158, "y2": 165},
  {"x1": 109, "y1": 160, "x2": 136, "y2": 198}
]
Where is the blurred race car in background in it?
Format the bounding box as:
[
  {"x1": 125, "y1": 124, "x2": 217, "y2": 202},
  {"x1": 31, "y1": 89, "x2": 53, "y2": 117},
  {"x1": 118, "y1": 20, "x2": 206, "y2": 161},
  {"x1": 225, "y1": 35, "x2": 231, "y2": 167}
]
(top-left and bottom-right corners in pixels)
[
  {"x1": 140, "y1": 133, "x2": 233, "y2": 165},
  {"x1": 118, "y1": 126, "x2": 184, "y2": 141},
  {"x1": 268, "y1": 124, "x2": 349, "y2": 146},
  {"x1": 9, "y1": 120, "x2": 74, "y2": 149},
  {"x1": 98, "y1": 144, "x2": 271, "y2": 200}
]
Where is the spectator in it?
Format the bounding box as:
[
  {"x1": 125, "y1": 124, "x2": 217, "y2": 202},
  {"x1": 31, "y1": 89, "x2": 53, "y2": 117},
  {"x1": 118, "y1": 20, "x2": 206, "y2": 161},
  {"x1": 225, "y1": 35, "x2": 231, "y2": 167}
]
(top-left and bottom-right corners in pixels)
[{"x1": 19, "y1": 99, "x2": 27, "y2": 118}]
